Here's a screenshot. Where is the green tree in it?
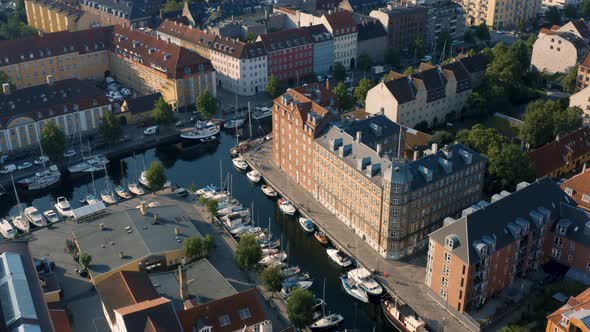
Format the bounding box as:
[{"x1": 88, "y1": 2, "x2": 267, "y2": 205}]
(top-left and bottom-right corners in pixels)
[
  {"x1": 498, "y1": 325, "x2": 529, "y2": 332},
  {"x1": 564, "y1": 4, "x2": 578, "y2": 19},
  {"x1": 184, "y1": 236, "x2": 204, "y2": 259},
  {"x1": 145, "y1": 161, "x2": 167, "y2": 192},
  {"x1": 487, "y1": 144, "x2": 535, "y2": 191},
  {"x1": 384, "y1": 48, "x2": 400, "y2": 66},
  {"x1": 99, "y1": 111, "x2": 122, "y2": 144},
  {"x1": 554, "y1": 106, "x2": 583, "y2": 137},
  {"x1": 474, "y1": 23, "x2": 490, "y2": 41},
  {"x1": 152, "y1": 97, "x2": 175, "y2": 125},
  {"x1": 265, "y1": 75, "x2": 280, "y2": 98},
  {"x1": 561, "y1": 65, "x2": 578, "y2": 93},
  {"x1": 403, "y1": 66, "x2": 415, "y2": 75},
  {"x1": 40, "y1": 121, "x2": 66, "y2": 161},
  {"x1": 519, "y1": 100, "x2": 560, "y2": 148},
  {"x1": 525, "y1": 34, "x2": 537, "y2": 51},
  {"x1": 162, "y1": 0, "x2": 183, "y2": 12},
  {"x1": 463, "y1": 91, "x2": 487, "y2": 118},
  {"x1": 357, "y1": 54, "x2": 372, "y2": 72},
  {"x1": 333, "y1": 82, "x2": 354, "y2": 113},
  {"x1": 202, "y1": 234, "x2": 214, "y2": 256},
  {"x1": 455, "y1": 124, "x2": 509, "y2": 155},
  {"x1": 286, "y1": 288, "x2": 315, "y2": 328},
  {"x1": 545, "y1": 6, "x2": 561, "y2": 26},
  {"x1": 78, "y1": 252, "x2": 92, "y2": 269},
  {"x1": 199, "y1": 196, "x2": 218, "y2": 215},
  {"x1": 429, "y1": 131, "x2": 454, "y2": 146},
  {"x1": 260, "y1": 265, "x2": 284, "y2": 297},
  {"x1": 517, "y1": 20, "x2": 526, "y2": 34},
  {"x1": 196, "y1": 90, "x2": 218, "y2": 118},
  {"x1": 235, "y1": 234, "x2": 261, "y2": 270},
  {"x1": 353, "y1": 78, "x2": 375, "y2": 103},
  {"x1": 582, "y1": 0, "x2": 590, "y2": 17},
  {"x1": 333, "y1": 62, "x2": 346, "y2": 82},
  {"x1": 414, "y1": 35, "x2": 425, "y2": 59},
  {"x1": 244, "y1": 32, "x2": 257, "y2": 42},
  {"x1": 468, "y1": 49, "x2": 477, "y2": 56},
  {"x1": 0, "y1": 15, "x2": 37, "y2": 40},
  {"x1": 414, "y1": 120, "x2": 429, "y2": 132},
  {"x1": 0, "y1": 70, "x2": 13, "y2": 90}
]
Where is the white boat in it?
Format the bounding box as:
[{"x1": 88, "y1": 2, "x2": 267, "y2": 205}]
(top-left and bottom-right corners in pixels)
[
  {"x1": 128, "y1": 183, "x2": 145, "y2": 195},
  {"x1": 280, "y1": 280, "x2": 313, "y2": 298},
  {"x1": 340, "y1": 275, "x2": 368, "y2": 303},
  {"x1": 12, "y1": 215, "x2": 29, "y2": 233},
  {"x1": 230, "y1": 225, "x2": 254, "y2": 236},
  {"x1": 181, "y1": 121, "x2": 220, "y2": 140},
  {"x1": 310, "y1": 314, "x2": 344, "y2": 331},
  {"x1": 0, "y1": 218, "x2": 16, "y2": 239},
  {"x1": 222, "y1": 213, "x2": 247, "y2": 231},
  {"x1": 259, "y1": 252, "x2": 288, "y2": 266},
  {"x1": 101, "y1": 190, "x2": 117, "y2": 205},
  {"x1": 299, "y1": 218, "x2": 315, "y2": 233},
  {"x1": 224, "y1": 118, "x2": 245, "y2": 129},
  {"x1": 68, "y1": 155, "x2": 109, "y2": 173},
  {"x1": 42, "y1": 210, "x2": 60, "y2": 223},
  {"x1": 217, "y1": 204, "x2": 243, "y2": 216},
  {"x1": 200, "y1": 135, "x2": 217, "y2": 143},
  {"x1": 18, "y1": 165, "x2": 60, "y2": 190},
  {"x1": 348, "y1": 267, "x2": 383, "y2": 296},
  {"x1": 139, "y1": 170, "x2": 172, "y2": 189},
  {"x1": 326, "y1": 249, "x2": 353, "y2": 267},
  {"x1": 203, "y1": 191, "x2": 229, "y2": 201},
  {"x1": 281, "y1": 266, "x2": 301, "y2": 278},
  {"x1": 196, "y1": 185, "x2": 221, "y2": 196},
  {"x1": 55, "y1": 197, "x2": 74, "y2": 218},
  {"x1": 252, "y1": 106, "x2": 272, "y2": 120},
  {"x1": 23, "y1": 206, "x2": 46, "y2": 228},
  {"x1": 279, "y1": 198, "x2": 296, "y2": 215},
  {"x1": 247, "y1": 170, "x2": 262, "y2": 183},
  {"x1": 85, "y1": 194, "x2": 99, "y2": 205},
  {"x1": 115, "y1": 185, "x2": 131, "y2": 199},
  {"x1": 262, "y1": 248, "x2": 279, "y2": 255},
  {"x1": 261, "y1": 185, "x2": 278, "y2": 197},
  {"x1": 232, "y1": 157, "x2": 248, "y2": 170}
]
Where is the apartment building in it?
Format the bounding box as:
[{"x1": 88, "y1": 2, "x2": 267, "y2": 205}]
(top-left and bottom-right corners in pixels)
[
  {"x1": 0, "y1": 26, "x2": 216, "y2": 108},
  {"x1": 569, "y1": 86, "x2": 590, "y2": 121},
  {"x1": 355, "y1": 17, "x2": 387, "y2": 64},
  {"x1": 339, "y1": 0, "x2": 388, "y2": 15},
  {"x1": 315, "y1": 121, "x2": 485, "y2": 258},
  {"x1": 365, "y1": 62, "x2": 472, "y2": 128},
  {"x1": 25, "y1": 0, "x2": 98, "y2": 33},
  {"x1": 370, "y1": 4, "x2": 427, "y2": 51},
  {"x1": 454, "y1": 0, "x2": 540, "y2": 29},
  {"x1": 528, "y1": 128, "x2": 590, "y2": 178},
  {"x1": 0, "y1": 78, "x2": 110, "y2": 153},
  {"x1": 258, "y1": 27, "x2": 315, "y2": 83},
  {"x1": 426, "y1": 179, "x2": 566, "y2": 312},
  {"x1": 561, "y1": 169, "x2": 590, "y2": 211},
  {"x1": 272, "y1": 82, "x2": 338, "y2": 193},
  {"x1": 320, "y1": 10, "x2": 358, "y2": 69},
  {"x1": 531, "y1": 28, "x2": 588, "y2": 74},
  {"x1": 542, "y1": 0, "x2": 580, "y2": 11},
  {"x1": 546, "y1": 288, "x2": 590, "y2": 332},
  {"x1": 156, "y1": 19, "x2": 216, "y2": 59},
  {"x1": 79, "y1": 0, "x2": 162, "y2": 28},
  {"x1": 308, "y1": 24, "x2": 334, "y2": 75}
]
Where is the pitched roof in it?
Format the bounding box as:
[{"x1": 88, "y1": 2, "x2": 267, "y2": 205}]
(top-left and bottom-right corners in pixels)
[
  {"x1": 560, "y1": 170, "x2": 590, "y2": 210},
  {"x1": 95, "y1": 271, "x2": 160, "y2": 324},
  {"x1": 275, "y1": 84, "x2": 336, "y2": 133},
  {"x1": 122, "y1": 93, "x2": 162, "y2": 114},
  {"x1": 80, "y1": 0, "x2": 162, "y2": 21},
  {"x1": 258, "y1": 27, "x2": 314, "y2": 52},
  {"x1": 442, "y1": 61, "x2": 471, "y2": 84},
  {"x1": 581, "y1": 51, "x2": 590, "y2": 68},
  {"x1": 457, "y1": 53, "x2": 488, "y2": 74},
  {"x1": 529, "y1": 128, "x2": 590, "y2": 177},
  {"x1": 29, "y1": 0, "x2": 85, "y2": 20},
  {"x1": 561, "y1": 19, "x2": 590, "y2": 40},
  {"x1": 547, "y1": 288, "x2": 590, "y2": 328},
  {"x1": 211, "y1": 37, "x2": 267, "y2": 59},
  {"x1": 177, "y1": 288, "x2": 267, "y2": 332},
  {"x1": 323, "y1": 10, "x2": 357, "y2": 36},
  {"x1": 383, "y1": 75, "x2": 417, "y2": 104},
  {"x1": 115, "y1": 297, "x2": 182, "y2": 332},
  {"x1": 157, "y1": 19, "x2": 217, "y2": 49},
  {"x1": 429, "y1": 178, "x2": 569, "y2": 264},
  {"x1": 356, "y1": 18, "x2": 387, "y2": 41}
]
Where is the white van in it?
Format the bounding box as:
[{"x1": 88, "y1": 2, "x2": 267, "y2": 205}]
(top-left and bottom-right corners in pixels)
[
  {"x1": 144, "y1": 126, "x2": 159, "y2": 136},
  {"x1": 0, "y1": 164, "x2": 16, "y2": 174}
]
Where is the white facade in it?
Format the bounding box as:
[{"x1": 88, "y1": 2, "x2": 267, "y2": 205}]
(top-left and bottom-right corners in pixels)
[
  {"x1": 569, "y1": 85, "x2": 590, "y2": 123},
  {"x1": 531, "y1": 32, "x2": 584, "y2": 74},
  {"x1": 320, "y1": 15, "x2": 357, "y2": 69},
  {"x1": 542, "y1": 0, "x2": 580, "y2": 11}
]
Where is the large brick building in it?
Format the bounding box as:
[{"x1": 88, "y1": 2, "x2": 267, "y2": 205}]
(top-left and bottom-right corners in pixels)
[
  {"x1": 370, "y1": 4, "x2": 426, "y2": 51},
  {"x1": 258, "y1": 27, "x2": 315, "y2": 83},
  {"x1": 528, "y1": 128, "x2": 590, "y2": 178}
]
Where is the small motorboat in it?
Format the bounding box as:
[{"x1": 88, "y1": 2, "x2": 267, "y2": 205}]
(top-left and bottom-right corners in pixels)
[
  {"x1": 326, "y1": 249, "x2": 353, "y2": 267},
  {"x1": 281, "y1": 266, "x2": 301, "y2": 278},
  {"x1": 42, "y1": 210, "x2": 60, "y2": 223},
  {"x1": 222, "y1": 213, "x2": 247, "y2": 231},
  {"x1": 115, "y1": 185, "x2": 131, "y2": 199},
  {"x1": 128, "y1": 182, "x2": 145, "y2": 195},
  {"x1": 261, "y1": 185, "x2": 278, "y2": 197},
  {"x1": 314, "y1": 231, "x2": 329, "y2": 245},
  {"x1": 382, "y1": 296, "x2": 427, "y2": 332},
  {"x1": 85, "y1": 194, "x2": 99, "y2": 205},
  {"x1": 55, "y1": 197, "x2": 74, "y2": 218},
  {"x1": 232, "y1": 157, "x2": 249, "y2": 171},
  {"x1": 340, "y1": 275, "x2": 368, "y2": 303},
  {"x1": 284, "y1": 272, "x2": 311, "y2": 284},
  {"x1": 101, "y1": 190, "x2": 117, "y2": 205},
  {"x1": 262, "y1": 248, "x2": 279, "y2": 255},
  {"x1": 217, "y1": 204, "x2": 244, "y2": 216},
  {"x1": 259, "y1": 252, "x2": 288, "y2": 266},
  {"x1": 258, "y1": 238, "x2": 281, "y2": 249},
  {"x1": 12, "y1": 215, "x2": 30, "y2": 233},
  {"x1": 196, "y1": 185, "x2": 220, "y2": 196},
  {"x1": 0, "y1": 218, "x2": 16, "y2": 239},
  {"x1": 310, "y1": 314, "x2": 344, "y2": 331},
  {"x1": 230, "y1": 224, "x2": 254, "y2": 236},
  {"x1": 348, "y1": 267, "x2": 383, "y2": 297},
  {"x1": 247, "y1": 170, "x2": 262, "y2": 183},
  {"x1": 278, "y1": 198, "x2": 296, "y2": 215},
  {"x1": 224, "y1": 118, "x2": 245, "y2": 129},
  {"x1": 299, "y1": 218, "x2": 315, "y2": 233},
  {"x1": 23, "y1": 206, "x2": 46, "y2": 228},
  {"x1": 280, "y1": 280, "x2": 313, "y2": 298}
]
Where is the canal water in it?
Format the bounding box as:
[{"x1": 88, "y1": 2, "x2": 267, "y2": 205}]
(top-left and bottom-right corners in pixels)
[{"x1": 0, "y1": 126, "x2": 396, "y2": 332}]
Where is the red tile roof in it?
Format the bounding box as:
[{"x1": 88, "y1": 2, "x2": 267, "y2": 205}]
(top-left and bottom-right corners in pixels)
[
  {"x1": 529, "y1": 128, "x2": 590, "y2": 177},
  {"x1": 323, "y1": 10, "x2": 357, "y2": 36},
  {"x1": 560, "y1": 169, "x2": 590, "y2": 210},
  {"x1": 258, "y1": 27, "x2": 314, "y2": 53},
  {"x1": 547, "y1": 288, "x2": 590, "y2": 328},
  {"x1": 49, "y1": 310, "x2": 72, "y2": 332},
  {"x1": 177, "y1": 288, "x2": 267, "y2": 332}
]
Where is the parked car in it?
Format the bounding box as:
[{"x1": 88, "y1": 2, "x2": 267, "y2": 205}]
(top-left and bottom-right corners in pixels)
[
  {"x1": 17, "y1": 162, "x2": 33, "y2": 170},
  {"x1": 0, "y1": 155, "x2": 8, "y2": 164},
  {"x1": 34, "y1": 156, "x2": 49, "y2": 165},
  {"x1": 0, "y1": 164, "x2": 16, "y2": 174},
  {"x1": 144, "y1": 125, "x2": 159, "y2": 136},
  {"x1": 63, "y1": 149, "x2": 76, "y2": 158}
]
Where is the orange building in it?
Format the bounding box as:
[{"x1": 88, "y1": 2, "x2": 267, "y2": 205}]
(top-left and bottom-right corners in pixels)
[
  {"x1": 25, "y1": 0, "x2": 98, "y2": 33},
  {"x1": 546, "y1": 288, "x2": 590, "y2": 332},
  {"x1": 529, "y1": 128, "x2": 590, "y2": 179}
]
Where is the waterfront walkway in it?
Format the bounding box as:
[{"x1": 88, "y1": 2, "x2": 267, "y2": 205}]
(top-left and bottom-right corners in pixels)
[{"x1": 243, "y1": 142, "x2": 475, "y2": 332}]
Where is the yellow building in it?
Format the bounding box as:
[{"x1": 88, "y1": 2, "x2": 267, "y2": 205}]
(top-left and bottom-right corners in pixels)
[
  {"x1": 25, "y1": 0, "x2": 98, "y2": 33},
  {"x1": 455, "y1": 0, "x2": 540, "y2": 29}
]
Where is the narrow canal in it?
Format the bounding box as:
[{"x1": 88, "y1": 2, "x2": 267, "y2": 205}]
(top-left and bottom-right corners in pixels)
[{"x1": 0, "y1": 126, "x2": 396, "y2": 332}]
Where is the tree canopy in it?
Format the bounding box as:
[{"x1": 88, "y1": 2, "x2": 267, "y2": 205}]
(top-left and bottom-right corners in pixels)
[
  {"x1": 0, "y1": 14, "x2": 37, "y2": 40},
  {"x1": 333, "y1": 62, "x2": 346, "y2": 82},
  {"x1": 519, "y1": 100, "x2": 582, "y2": 148},
  {"x1": 152, "y1": 97, "x2": 175, "y2": 125},
  {"x1": 235, "y1": 234, "x2": 261, "y2": 270},
  {"x1": 99, "y1": 111, "x2": 122, "y2": 144},
  {"x1": 474, "y1": 23, "x2": 490, "y2": 41},
  {"x1": 184, "y1": 235, "x2": 214, "y2": 259},
  {"x1": 463, "y1": 91, "x2": 487, "y2": 118},
  {"x1": 561, "y1": 65, "x2": 578, "y2": 93},
  {"x1": 162, "y1": 0, "x2": 183, "y2": 12},
  {"x1": 357, "y1": 54, "x2": 373, "y2": 72},
  {"x1": 40, "y1": 121, "x2": 66, "y2": 161},
  {"x1": 196, "y1": 90, "x2": 218, "y2": 118},
  {"x1": 353, "y1": 78, "x2": 375, "y2": 103},
  {"x1": 78, "y1": 252, "x2": 92, "y2": 269},
  {"x1": 384, "y1": 48, "x2": 400, "y2": 66},
  {"x1": 145, "y1": 161, "x2": 167, "y2": 192},
  {"x1": 260, "y1": 265, "x2": 284, "y2": 296},
  {"x1": 429, "y1": 131, "x2": 455, "y2": 146},
  {"x1": 414, "y1": 35, "x2": 425, "y2": 59},
  {"x1": 545, "y1": 6, "x2": 561, "y2": 26},
  {"x1": 498, "y1": 325, "x2": 529, "y2": 332},
  {"x1": 286, "y1": 288, "x2": 315, "y2": 328},
  {"x1": 265, "y1": 75, "x2": 281, "y2": 98},
  {"x1": 582, "y1": 0, "x2": 590, "y2": 17},
  {"x1": 333, "y1": 82, "x2": 354, "y2": 113}
]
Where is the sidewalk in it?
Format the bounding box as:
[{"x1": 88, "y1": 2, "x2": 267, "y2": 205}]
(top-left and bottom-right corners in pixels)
[{"x1": 243, "y1": 141, "x2": 476, "y2": 332}]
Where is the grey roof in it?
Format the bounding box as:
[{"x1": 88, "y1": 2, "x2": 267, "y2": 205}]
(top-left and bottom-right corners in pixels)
[
  {"x1": 149, "y1": 259, "x2": 236, "y2": 310},
  {"x1": 74, "y1": 205, "x2": 202, "y2": 277},
  {"x1": 356, "y1": 19, "x2": 387, "y2": 41},
  {"x1": 429, "y1": 178, "x2": 570, "y2": 264},
  {"x1": 82, "y1": 0, "x2": 162, "y2": 20},
  {"x1": 554, "y1": 203, "x2": 590, "y2": 248},
  {"x1": 340, "y1": 114, "x2": 402, "y2": 152}
]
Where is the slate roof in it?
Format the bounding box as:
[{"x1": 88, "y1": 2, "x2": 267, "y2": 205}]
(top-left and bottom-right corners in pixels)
[
  {"x1": 383, "y1": 75, "x2": 416, "y2": 104},
  {"x1": 29, "y1": 0, "x2": 84, "y2": 20},
  {"x1": 429, "y1": 178, "x2": 569, "y2": 264},
  {"x1": 258, "y1": 27, "x2": 314, "y2": 52},
  {"x1": 0, "y1": 78, "x2": 109, "y2": 128},
  {"x1": 123, "y1": 93, "x2": 162, "y2": 114},
  {"x1": 185, "y1": 0, "x2": 258, "y2": 26},
  {"x1": 340, "y1": 114, "x2": 402, "y2": 152},
  {"x1": 81, "y1": 0, "x2": 162, "y2": 21},
  {"x1": 555, "y1": 203, "x2": 590, "y2": 248},
  {"x1": 442, "y1": 61, "x2": 471, "y2": 84},
  {"x1": 115, "y1": 297, "x2": 182, "y2": 332},
  {"x1": 356, "y1": 18, "x2": 387, "y2": 41},
  {"x1": 457, "y1": 53, "x2": 488, "y2": 74},
  {"x1": 529, "y1": 128, "x2": 590, "y2": 177},
  {"x1": 344, "y1": 0, "x2": 387, "y2": 13},
  {"x1": 177, "y1": 288, "x2": 267, "y2": 332}
]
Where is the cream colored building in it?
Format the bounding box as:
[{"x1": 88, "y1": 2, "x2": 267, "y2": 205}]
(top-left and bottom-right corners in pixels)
[
  {"x1": 531, "y1": 28, "x2": 588, "y2": 74},
  {"x1": 25, "y1": 0, "x2": 99, "y2": 33},
  {"x1": 454, "y1": 0, "x2": 540, "y2": 29},
  {"x1": 365, "y1": 62, "x2": 472, "y2": 128},
  {"x1": 569, "y1": 85, "x2": 590, "y2": 123}
]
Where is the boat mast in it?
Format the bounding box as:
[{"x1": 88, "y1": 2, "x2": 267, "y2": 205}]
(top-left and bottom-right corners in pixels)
[
  {"x1": 10, "y1": 174, "x2": 23, "y2": 215},
  {"x1": 322, "y1": 278, "x2": 326, "y2": 318},
  {"x1": 219, "y1": 160, "x2": 223, "y2": 190},
  {"x1": 248, "y1": 101, "x2": 252, "y2": 138}
]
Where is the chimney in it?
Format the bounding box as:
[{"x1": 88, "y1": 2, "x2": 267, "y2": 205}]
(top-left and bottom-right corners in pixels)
[
  {"x1": 2, "y1": 83, "x2": 10, "y2": 95},
  {"x1": 325, "y1": 79, "x2": 330, "y2": 91},
  {"x1": 376, "y1": 143, "x2": 382, "y2": 156},
  {"x1": 119, "y1": 251, "x2": 124, "y2": 259},
  {"x1": 179, "y1": 265, "x2": 188, "y2": 300},
  {"x1": 99, "y1": 223, "x2": 104, "y2": 231},
  {"x1": 431, "y1": 143, "x2": 438, "y2": 154},
  {"x1": 379, "y1": 107, "x2": 384, "y2": 116},
  {"x1": 175, "y1": 227, "x2": 180, "y2": 235},
  {"x1": 46, "y1": 75, "x2": 54, "y2": 85},
  {"x1": 413, "y1": 150, "x2": 420, "y2": 160},
  {"x1": 356, "y1": 131, "x2": 362, "y2": 143}
]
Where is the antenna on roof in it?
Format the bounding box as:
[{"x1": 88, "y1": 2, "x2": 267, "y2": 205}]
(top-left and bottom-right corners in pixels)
[{"x1": 397, "y1": 127, "x2": 403, "y2": 160}]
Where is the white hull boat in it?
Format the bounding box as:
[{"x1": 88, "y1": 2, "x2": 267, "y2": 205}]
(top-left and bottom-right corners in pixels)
[
  {"x1": 299, "y1": 218, "x2": 315, "y2": 233},
  {"x1": 280, "y1": 280, "x2": 313, "y2": 298},
  {"x1": 340, "y1": 275, "x2": 369, "y2": 303},
  {"x1": 326, "y1": 249, "x2": 353, "y2": 267},
  {"x1": 115, "y1": 185, "x2": 131, "y2": 199},
  {"x1": 12, "y1": 215, "x2": 30, "y2": 233},
  {"x1": 101, "y1": 190, "x2": 117, "y2": 205},
  {"x1": 230, "y1": 225, "x2": 253, "y2": 235},
  {"x1": 181, "y1": 121, "x2": 220, "y2": 140},
  {"x1": 18, "y1": 165, "x2": 61, "y2": 190},
  {"x1": 43, "y1": 210, "x2": 60, "y2": 223},
  {"x1": 85, "y1": 194, "x2": 99, "y2": 205},
  {"x1": 224, "y1": 118, "x2": 245, "y2": 129},
  {"x1": 24, "y1": 206, "x2": 46, "y2": 228},
  {"x1": 279, "y1": 199, "x2": 296, "y2": 215},
  {"x1": 0, "y1": 218, "x2": 16, "y2": 239},
  {"x1": 261, "y1": 185, "x2": 278, "y2": 197},
  {"x1": 232, "y1": 157, "x2": 248, "y2": 170},
  {"x1": 252, "y1": 107, "x2": 272, "y2": 120},
  {"x1": 55, "y1": 197, "x2": 74, "y2": 218},
  {"x1": 139, "y1": 171, "x2": 171, "y2": 188},
  {"x1": 128, "y1": 183, "x2": 145, "y2": 195},
  {"x1": 68, "y1": 155, "x2": 109, "y2": 173},
  {"x1": 310, "y1": 314, "x2": 344, "y2": 331},
  {"x1": 247, "y1": 170, "x2": 261, "y2": 183},
  {"x1": 259, "y1": 252, "x2": 288, "y2": 266},
  {"x1": 196, "y1": 185, "x2": 221, "y2": 196},
  {"x1": 217, "y1": 205, "x2": 243, "y2": 216},
  {"x1": 262, "y1": 248, "x2": 279, "y2": 255},
  {"x1": 348, "y1": 267, "x2": 383, "y2": 296}
]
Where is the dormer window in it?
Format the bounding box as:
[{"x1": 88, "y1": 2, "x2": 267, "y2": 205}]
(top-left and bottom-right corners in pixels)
[
  {"x1": 445, "y1": 234, "x2": 459, "y2": 250},
  {"x1": 565, "y1": 187, "x2": 574, "y2": 196},
  {"x1": 558, "y1": 224, "x2": 567, "y2": 235},
  {"x1": 218, "y1": 314, "x2": 230, "y2": 327},
  {"x1": 583, "y1": 194, "x2": 590, "y2": 203},
  {"x1": 238, "y1": 308, "x2": 251, "y2": 320}
]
